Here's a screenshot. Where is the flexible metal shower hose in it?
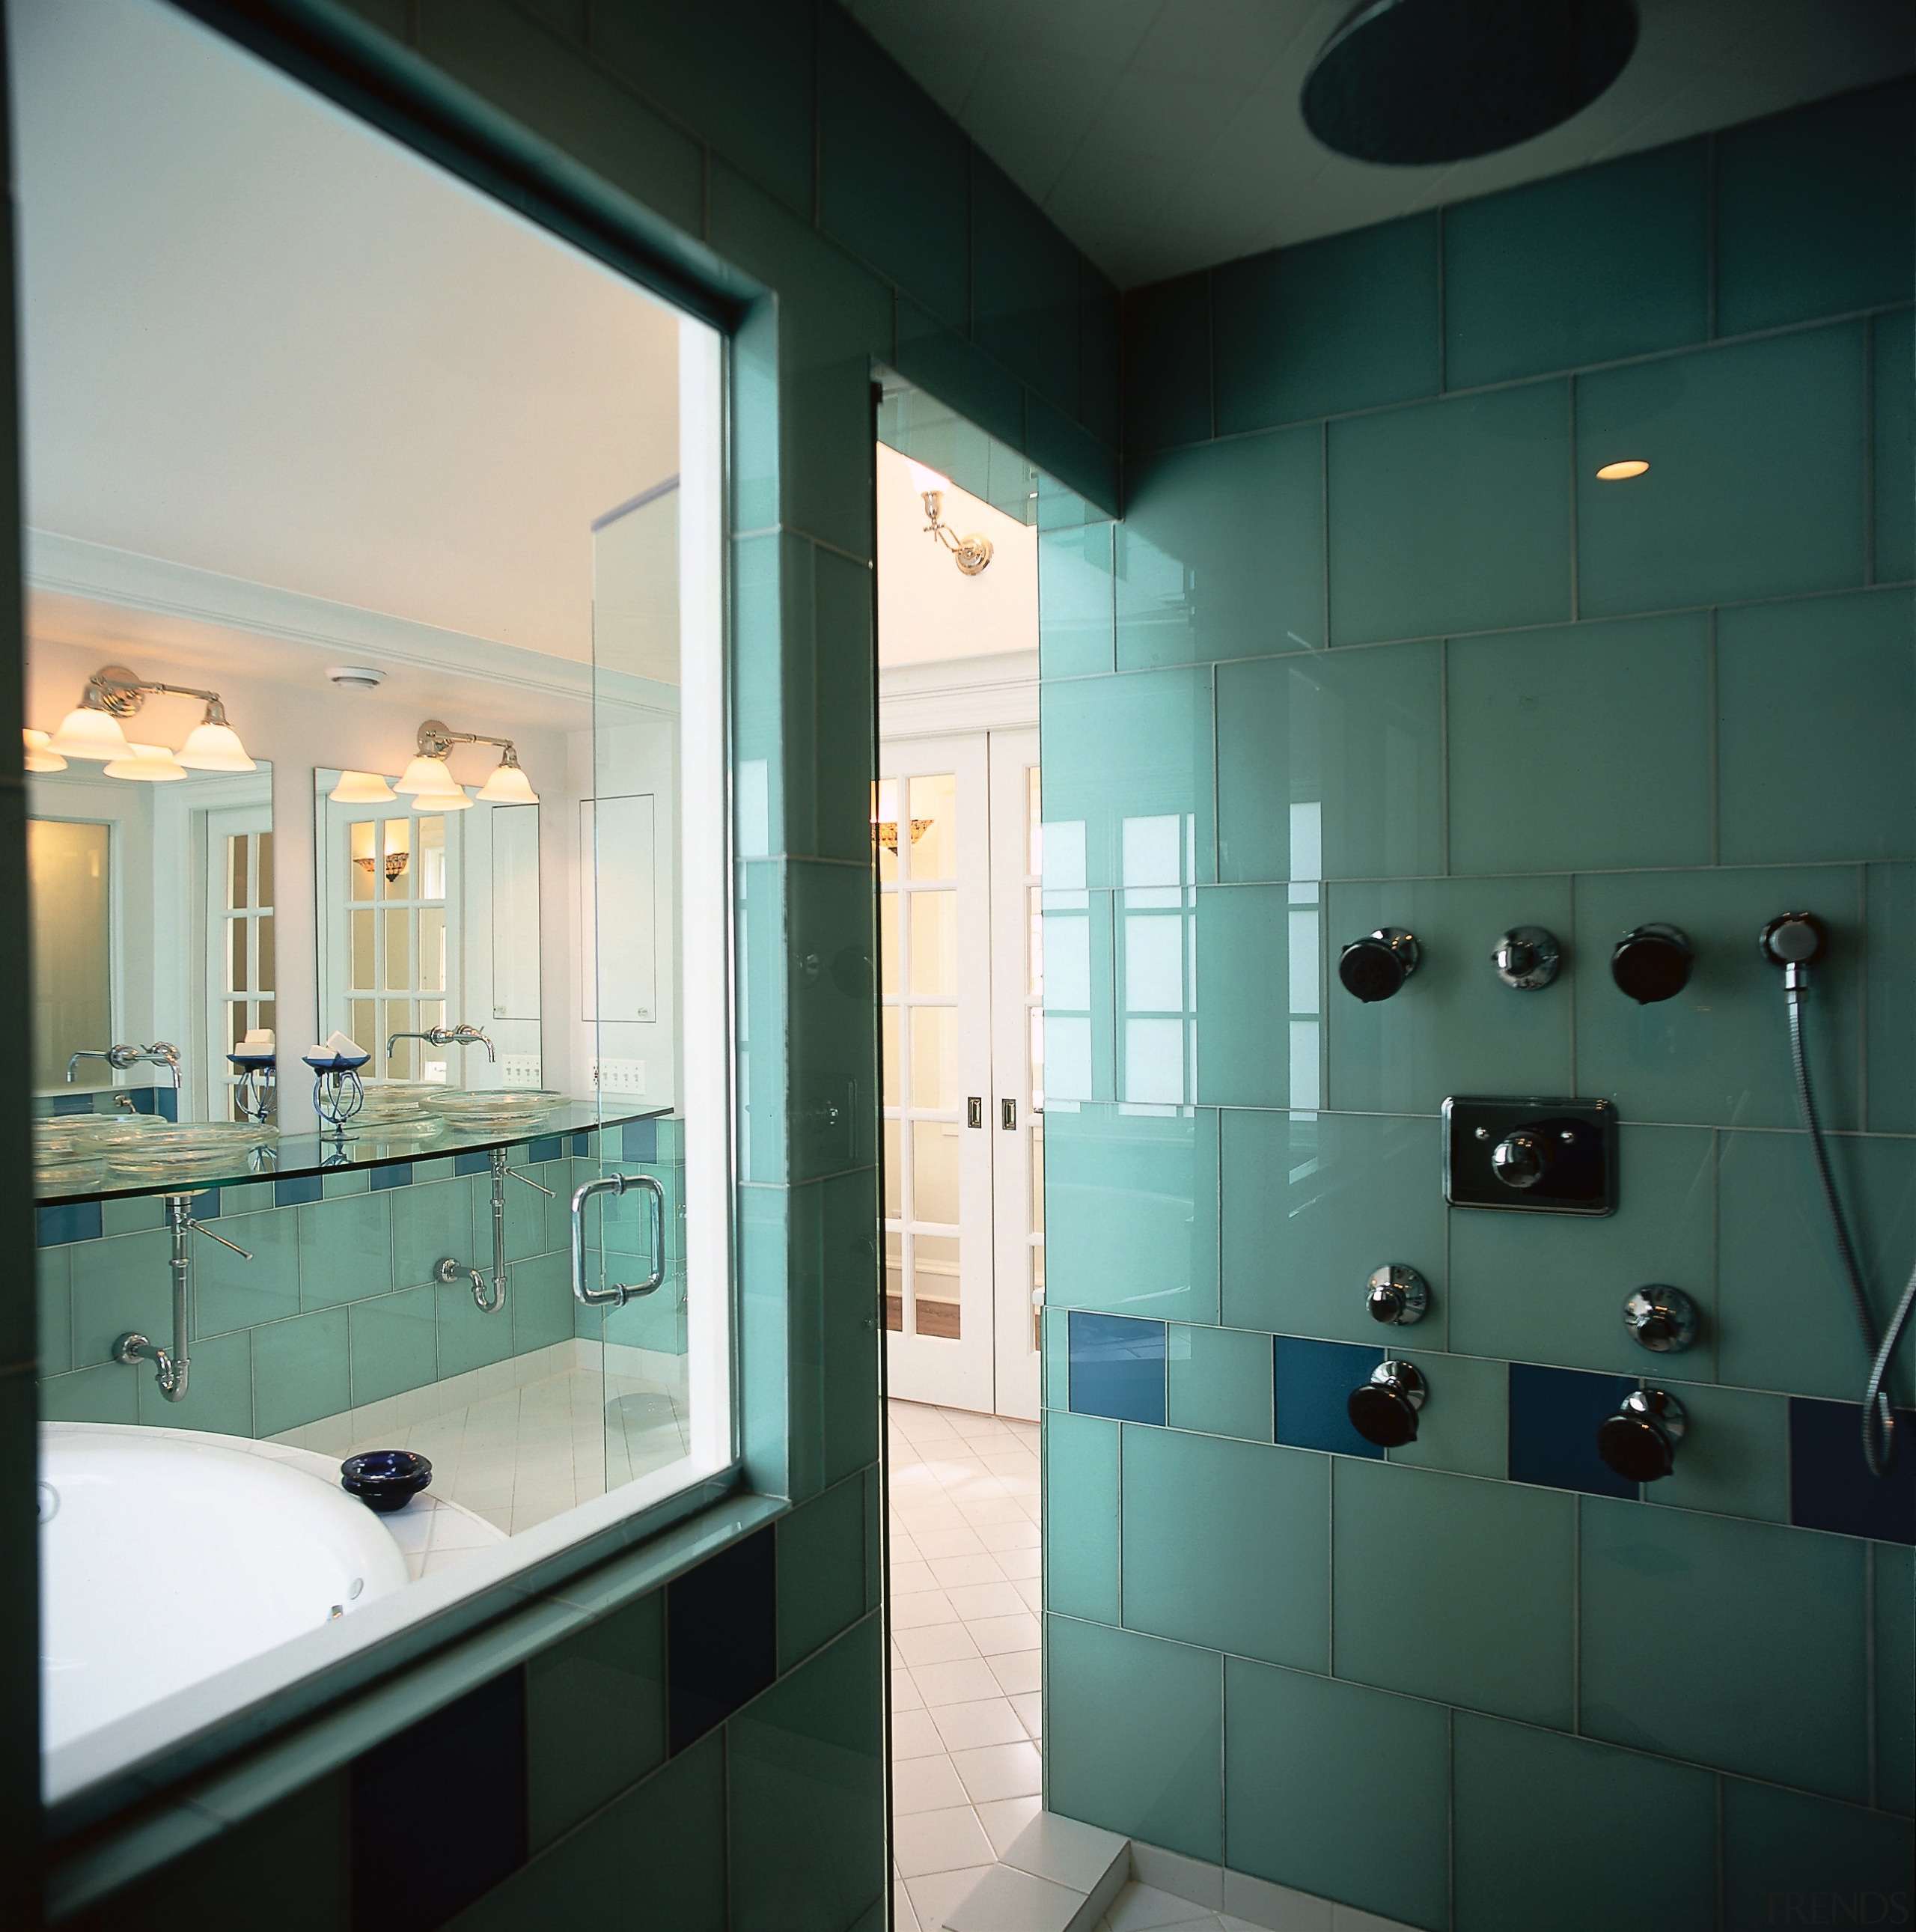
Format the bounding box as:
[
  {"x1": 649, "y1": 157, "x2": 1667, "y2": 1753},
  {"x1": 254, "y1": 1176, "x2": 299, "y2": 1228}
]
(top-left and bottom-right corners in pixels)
[{"x1": 1787, "y1": 988, "x2": 1900, "y2": 1475}]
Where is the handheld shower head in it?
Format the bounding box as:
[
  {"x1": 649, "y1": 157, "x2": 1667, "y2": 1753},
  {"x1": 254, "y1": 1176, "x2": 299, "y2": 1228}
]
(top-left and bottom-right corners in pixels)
[{"x1": 1760, "y1": 909, "x2": 1827, "y2": 979}]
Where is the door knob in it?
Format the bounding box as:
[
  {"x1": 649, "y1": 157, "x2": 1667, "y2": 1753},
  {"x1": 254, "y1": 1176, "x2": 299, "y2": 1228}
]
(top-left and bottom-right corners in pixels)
[
  {"x1": 1596, "y1": 1387, "x2": 1686, "y2": 1481},
  {"x1": 1347, "y1": 1359, "x2": 1426, "y2": 1447},
  {"x1": 1366, "y1": 1265, "x2": 1429, "y2": 1326},
  {"x1": 1492, "y1": 926, "x2": 1560, "y2": 990},
  {"x1": 1490, "y1": 1129, "x2": 1554, "y2": 1190},
  {"x1": 1623, "y1": 1285, "x2": 1697, "y2": 1353},
  {"x1": 1611, "y1": 924, "x2": 1693, "y2": 1004},
  {"x1": 1338, "y1": 927, "x2": 1420, "y2": 1003}
]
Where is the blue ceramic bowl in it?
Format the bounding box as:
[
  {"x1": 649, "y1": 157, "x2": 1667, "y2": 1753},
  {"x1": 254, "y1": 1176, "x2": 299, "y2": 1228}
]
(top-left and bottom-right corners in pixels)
[{"x1": 340, "y1": 1449, "x2": 432, "y2": 1512}]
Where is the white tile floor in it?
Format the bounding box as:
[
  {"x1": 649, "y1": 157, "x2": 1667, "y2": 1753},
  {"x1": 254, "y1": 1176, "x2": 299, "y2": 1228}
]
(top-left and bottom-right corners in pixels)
[
  {"x1": 887, "y1": 1399, "x2": 1044, "y2": 1932},
  {"x1": 276, "y1": 1352, "x2": 689, "y2": 1537}
]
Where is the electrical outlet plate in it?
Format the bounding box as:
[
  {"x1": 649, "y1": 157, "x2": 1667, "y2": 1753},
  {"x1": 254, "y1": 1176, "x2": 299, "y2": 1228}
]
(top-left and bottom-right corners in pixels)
[
  {"x1": 500, "y1": 1055, "x2": 543, "y2": 1089},
  {"x1": 1443, "y1": 1095, "x2": 1617, "y2": 1216}
]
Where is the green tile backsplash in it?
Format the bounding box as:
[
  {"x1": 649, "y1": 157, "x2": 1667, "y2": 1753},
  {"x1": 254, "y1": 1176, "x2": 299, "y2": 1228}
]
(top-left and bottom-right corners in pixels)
[
  {"x1": 37, "y1": 1145, "x2": 686, "y2": 1438},
  {"x1": 1044, "y1": 78, "x2": 1915, "y2": 1924}
]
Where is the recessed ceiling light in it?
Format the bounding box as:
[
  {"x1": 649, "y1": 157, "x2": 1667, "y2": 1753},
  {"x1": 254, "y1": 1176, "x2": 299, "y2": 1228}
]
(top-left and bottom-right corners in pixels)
[{"x1": 1596, "y1": 460, "x2": 1650, "y2": 481}]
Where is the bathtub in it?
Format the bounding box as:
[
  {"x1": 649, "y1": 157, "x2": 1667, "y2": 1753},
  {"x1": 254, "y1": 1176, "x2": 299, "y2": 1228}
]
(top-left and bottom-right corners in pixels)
[{"x1": 40, "y1": 1424, "x2": 412, "y2": 1754}]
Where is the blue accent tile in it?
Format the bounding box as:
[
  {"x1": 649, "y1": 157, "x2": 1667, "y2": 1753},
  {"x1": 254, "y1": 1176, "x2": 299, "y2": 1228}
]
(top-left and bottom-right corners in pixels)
[
  {"x1": 668, "y1": 1527, "x2": 776, "y2": 1754},
  {"x1": 274, "y1": 1174, "x2": 323, "y2": 1209},
  {"x1": 370, "y1": 1162, "x2": 414, "y2": 1192},
  {"x1": 37, "y1": 1201, "x2": 101, "y2": 1247},
  {"x1": 1067, "y1": 1310, "x2": 1167, "y2": 1426},
  {"x1": 570, "y1": 1131, "x2": 591, "y2": 1157},
  {"x1": 620, "y1": 1119, "x2": 657, "y2": 1162},
  {"x1": 189, "y1": 1189, "x2": 219, "y2": 1221},
  {"x1": 454, "y1": 1150, "x2": 492, "y2": 1177},
  {"x1": 351, "y1": 1672, "x2": 527, "y2": 1929},
  {"x1": 1272, "y1": 1335, "x2": 1385, "y2": 1460},
  {"x1": 50, "y1": 1093, "x2": 91, "y2": 1116},
  {"x1": 1789, "y1": 1398, "x2": 1916, "y2": 1545},
  {"x1": 1508, "y1": 1363, "x2": 1638, "y2": 1499},
  {"x1": 528, "y1": 1136, "x2": 564, "y2": 1165}
]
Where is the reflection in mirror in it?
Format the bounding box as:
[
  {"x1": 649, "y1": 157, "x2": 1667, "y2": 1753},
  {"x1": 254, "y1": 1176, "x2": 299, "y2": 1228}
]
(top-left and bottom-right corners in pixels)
[
  {"x1": 28, "y1": 755, "x2": 274, "y2": 1121},
  {"x1": 315, "y1": 770, "x2": 541, "y2": 1088},
  {"x1": 17, "y1": 0, "x2": 730, "y2": 1805}
]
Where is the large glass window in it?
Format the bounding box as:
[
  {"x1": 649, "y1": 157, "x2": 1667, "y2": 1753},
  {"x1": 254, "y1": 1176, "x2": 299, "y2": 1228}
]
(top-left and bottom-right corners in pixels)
[{"x1": 18, "y1": 0, "x2": 732, "y2": 1803}]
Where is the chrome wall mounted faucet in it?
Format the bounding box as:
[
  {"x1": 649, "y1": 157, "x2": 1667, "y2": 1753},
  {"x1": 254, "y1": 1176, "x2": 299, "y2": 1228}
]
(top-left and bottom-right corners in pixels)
[
  {"x1": 386, "y1": 1023, "x2": 497, "y2": 1064},
  {"x1": 114, "y1": 1193, "x2": 252, "y2": 1403},
  {"x1": 67, "y1": 1041, "x2": 182, "y2": 1091},
  {"x1": 436, "y1": 1148, "x2": 553, "y2": 1314}
]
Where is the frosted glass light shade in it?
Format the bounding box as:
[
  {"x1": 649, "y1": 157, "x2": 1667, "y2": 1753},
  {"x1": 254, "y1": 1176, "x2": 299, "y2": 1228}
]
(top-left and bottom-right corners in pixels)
[
  {"x1": 478, "y1": 761, "x2": 538, "y2": 804},
  {"x1": 46, "y1": 704, "x2": 130, "y2": 760},
  {"x1": 396, "y1": 754, "x2": 452, "y2": 794},
  {"x1": 105, "y1": 742, "x2": 188, "y2": 781},
  {"x1": 410, "y1": 786, "x2": 474, "y2": 813},
  {"x1": 329, "y1": 769, "x2": 398, "y2": 804},
  {"x1": 176, "y1": 721, "x2": 255, "y2": 771},
  {"x1": 24, "y1": 728, "x2": 66, "y2": 773}
]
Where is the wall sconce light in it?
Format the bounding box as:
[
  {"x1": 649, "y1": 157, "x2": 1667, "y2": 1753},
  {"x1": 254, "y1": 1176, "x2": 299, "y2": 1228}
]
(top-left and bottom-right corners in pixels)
[
  {"x1": 397, "y1": 719, "x2": 536, "y2": 808},
  {"x1": 329, "y1": 770, "x2": 399, "y2": 805},
  {"x1": 44, "y1": 664, "x2": 255, "y2": 771},
  {"x1": 906, "y1": 460, "x2": 994, "y2": 576},
  {"x1": 23, "y1": 728, "x2": 65, "y2": 773},
  {"x1": 870, "y1": 778, "x2": 933, "y2": 853},
  {"x1": 103, "y1": 742, "x2": 189, "y2": 782}
]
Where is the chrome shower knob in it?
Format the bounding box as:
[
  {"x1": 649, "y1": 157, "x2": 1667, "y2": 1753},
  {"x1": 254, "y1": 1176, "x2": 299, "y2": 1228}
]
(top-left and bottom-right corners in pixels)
[
  {"x1": 1347, "y1": 1359, "x2": 1426, "y2": 1448},
  {"x1": 1338, "y1": 927, "x2": 1420, "y2": 1003},
  {"x1": 1366, "y1": 1264, "x2": 1430, "y2": 1326},
  {"x1": 1623, "y1": 1285, "x2": 1698, "y2": 1354},
  {"x1": 1490, "y1": 1129, "x2": 1554, "y2": 1190},
  {"x1": 1611, "y1": 924, "x2": 1693, "y2": 1005},
  {"x1": 1492, "y1": 926, "x2": 1560, "y2": 990},
  {"x1": 1596, "y1": 1387, "x2": 1687, "y2": 1482}
]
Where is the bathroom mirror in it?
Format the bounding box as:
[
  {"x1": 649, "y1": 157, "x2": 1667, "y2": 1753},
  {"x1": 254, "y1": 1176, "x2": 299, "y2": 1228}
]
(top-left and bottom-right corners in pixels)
[
  {"x1": 314, "y1": 768, "x2": 542, "y2": 1087},
  {"x1": 27, "y1": 755, "x2": 275, "y2": 1122}
]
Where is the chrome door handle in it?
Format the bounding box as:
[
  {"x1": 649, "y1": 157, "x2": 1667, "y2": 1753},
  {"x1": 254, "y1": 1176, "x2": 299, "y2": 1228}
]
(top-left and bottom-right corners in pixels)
[{"x1": 570, "y1": 1172, "x2": 667, "y2": 1308}]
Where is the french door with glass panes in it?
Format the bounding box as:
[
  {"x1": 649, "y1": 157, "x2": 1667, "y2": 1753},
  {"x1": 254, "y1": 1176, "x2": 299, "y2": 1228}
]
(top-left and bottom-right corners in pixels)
[
  {"x1": 206, "y1": 803, "x2": 274, "y2": 1121},
  {"x1": 879, "y1": 734, "x2": 995, "y2": 1409},
  {"x1": 879, "y1": 726, "x2": 1043, "y2": 1418}
]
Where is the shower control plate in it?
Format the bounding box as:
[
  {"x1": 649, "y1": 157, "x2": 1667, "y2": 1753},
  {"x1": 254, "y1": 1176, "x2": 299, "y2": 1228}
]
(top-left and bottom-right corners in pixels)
[{"x1": 1443, "y1": 1096, "x2": 1617, "y2": 1216}]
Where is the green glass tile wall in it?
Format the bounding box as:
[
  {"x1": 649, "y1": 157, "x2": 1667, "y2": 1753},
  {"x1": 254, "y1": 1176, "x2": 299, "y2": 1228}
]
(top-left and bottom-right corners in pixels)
[
  {"x1": 35, "y1": 1142, "x2": 684, "y2": 1438},
  {"x1": 1049, "y1": 78, "x2": 1916, "y2": 1928}
]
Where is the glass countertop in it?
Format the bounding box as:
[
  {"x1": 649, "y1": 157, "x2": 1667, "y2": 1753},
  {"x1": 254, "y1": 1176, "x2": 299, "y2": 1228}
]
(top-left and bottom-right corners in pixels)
[{"x1": 33, "y1": 1101, "x2": 669, "y2": 1205}]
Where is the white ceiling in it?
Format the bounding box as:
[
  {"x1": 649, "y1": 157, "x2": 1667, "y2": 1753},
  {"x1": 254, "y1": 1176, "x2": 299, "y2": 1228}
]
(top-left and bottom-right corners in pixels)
[
  {"x1": 846, "y1": 0, "x2": 1916, "y2": 287},
  {"x1": 10, "y1": 0, "x2": 681, "y2": 663}
]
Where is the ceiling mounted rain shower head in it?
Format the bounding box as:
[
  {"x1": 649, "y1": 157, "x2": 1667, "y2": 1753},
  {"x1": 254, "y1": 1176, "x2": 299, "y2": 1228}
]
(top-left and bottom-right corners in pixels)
[{"x1": 1302, "y1": 0, "x2": 1640, "y2": 167}]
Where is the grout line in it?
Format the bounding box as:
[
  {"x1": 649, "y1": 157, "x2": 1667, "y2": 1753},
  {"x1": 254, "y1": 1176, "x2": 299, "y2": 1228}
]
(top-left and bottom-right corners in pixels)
[
  {"x1": 1570, "y1": 1493, "x2": 1581, "y2": 1736},
  {"x1": 1324, "y1": 1452, "x2": 1335, "y2": 1678},
  {"x1": 1709, "y1": 1129, "x2": 1721, "y2": 1386},
  {"x1": 1864, "y1": 313, "x2": 1877, "y2": 585},
  {"x1": 1566, "y1": 874, "x2": 1580, "y2": 1097},
  {"x1": 1714, "y1": 1774, "x2": 1726, "y2": 1932},
  {"x1": 1857, "y1": 866, "x2": 1870, "y2": 1133},
  {"x1": 1319, "y1": 417, "x2": 1332, "y2": 650},
  {"x1": 1446, "y1": 1706, "x2": 1456, "y2": 1932},
  {"x1": 1436, "y1": 206, "x2": 1447, "y2": 394},
  {"x1": 1705, "y1": 132, "x2": 1718, "y2": 341},
  {"x1": 1438, "y1": 634, "x2": 1450, "y2": 878},
  {"x1": 1567, "y1": 374, "x2": 1581, "y2": 624},
  {"x1": 1706, "y1": 606, "x2": 1720, "y2": 866},
  {"x1": 1864, "y1": 1538, "x2": 1878, "y2": 1810}
]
